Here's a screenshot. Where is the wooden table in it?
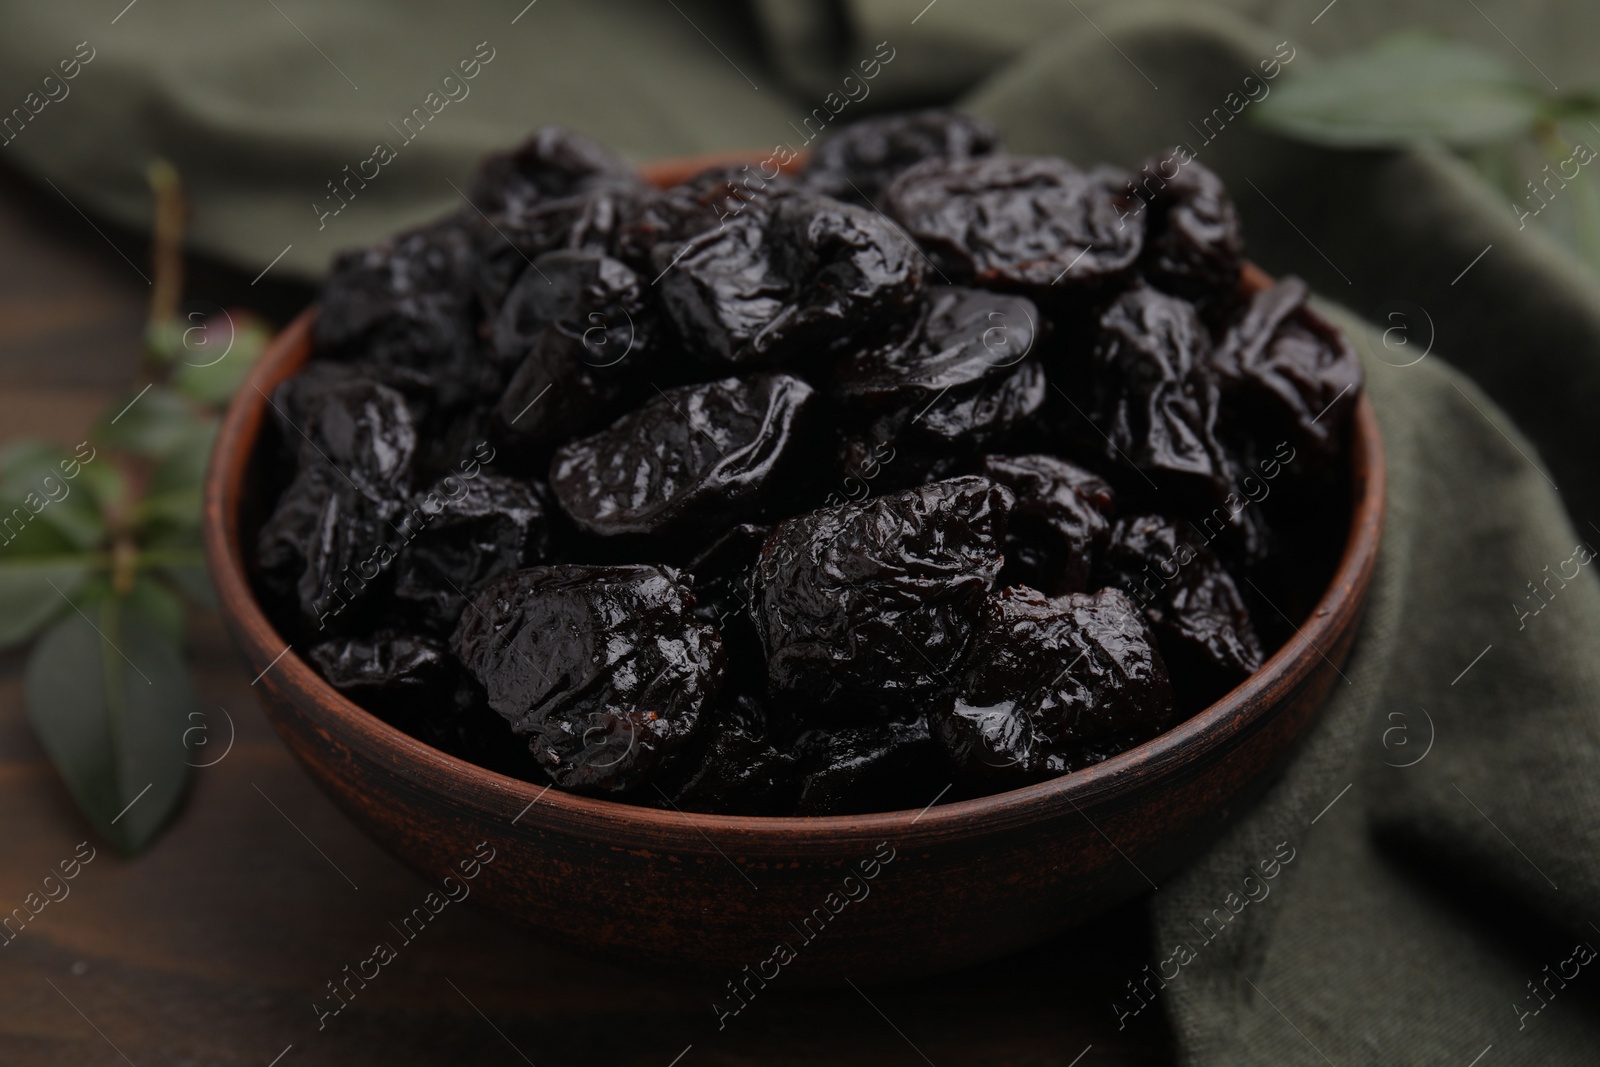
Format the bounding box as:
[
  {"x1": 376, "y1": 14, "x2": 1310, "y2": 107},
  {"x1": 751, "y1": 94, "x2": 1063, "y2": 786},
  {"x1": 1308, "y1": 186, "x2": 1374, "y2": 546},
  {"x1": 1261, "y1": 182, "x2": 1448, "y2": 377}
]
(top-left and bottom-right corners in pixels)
[{"x1": 0, "y1": 160, "x2": 1174, "y2": 1066}]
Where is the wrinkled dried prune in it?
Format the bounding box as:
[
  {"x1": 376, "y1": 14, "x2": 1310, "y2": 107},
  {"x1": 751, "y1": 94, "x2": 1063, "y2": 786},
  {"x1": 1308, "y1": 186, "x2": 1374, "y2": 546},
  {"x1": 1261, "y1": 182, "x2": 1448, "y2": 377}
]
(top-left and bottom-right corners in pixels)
[
  {"x1": 936, "y1": 587, "x2": 1174, "y2": 786},
  {"x1": 472, "y1": 185, "x2": 647, "y2": 321},
  {"x1": 255, "y1": 464, "x2": 403, "y2": 634},
  {"x1": 467, "y1": 128, "x2": 648, "y2": 317},
  {"x1": 754, "y1": 476, "x2": 1011, "y2": 711},
  {"x1": 469, "y1": 126, "x2": 640, "y2": 214},
  {"x1": 390, "y1": 472, "x2": 551, "y2": 635},
  {"x1": 309, "y1": 630, "x2": 458, "y2": 707},
  {"x1": 792, "y1": 715, "x2": 944, "y2": 815},
  {"x1": 911, "y1": 359, "x2": 1047, "y2": 451},
  {"x1": 491, "y1": 250, "x2": 661, "y2": 456},
  {"x1": 687, "y1": 524, "x2": 767, "y2": 631},
  {"x1": 617, "y1": 165, "x2": 797, "y2": 267},
  {"x1": 309, "y1": 630, "x2": 542, "y2": 778},
  {"x1": 802, "y1": 109, "x2": 1001, "y2": 205},
  {"x1": 1211, "y1": 277, "x2": 1363, "y2": 461},
  {"x1": 1085, "y1": 284, "x2": 1232, "y2": 503},
  {"x1": 270, "y1": 374, "x2": 418, "y2": 500},
  {"x1": 885, "y1": 155, "x2": 1142, "y2": 292},
  {"x1": 451, "y1": 564, "x2": 722, "y2": 793},
  {"x1": 1100, "y1": 514, "x2": 1263, "y2": 705},
  {"x1": 1127, "y1": 150, "x2": 1243, "y2": 307},
  {"x1": 834, "y1": 287, "x2": 1039, "y2": 405},
  {"x1": 551, "y1": 374, "x2": 816, "y2": 540},
  {"x1": 315, "y1": 216, "x2": 477, "y2": 372},
  {"x1": 664, "y1": 694, "x2": 800, "y2": 815},
  {"x1": 655, "y1": 192, "x2": 923, "y2": 369},
  {"x1": 980, "y1": 454, "x2": 1115, "y2": 595}
]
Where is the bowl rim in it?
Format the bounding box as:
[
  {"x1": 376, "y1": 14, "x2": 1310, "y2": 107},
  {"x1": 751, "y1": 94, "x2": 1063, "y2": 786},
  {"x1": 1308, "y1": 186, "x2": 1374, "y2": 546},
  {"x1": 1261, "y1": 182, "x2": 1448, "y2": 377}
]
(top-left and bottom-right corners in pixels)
[{"x1": 202, "y1": 163, "x2": 1385, "y2": 844}]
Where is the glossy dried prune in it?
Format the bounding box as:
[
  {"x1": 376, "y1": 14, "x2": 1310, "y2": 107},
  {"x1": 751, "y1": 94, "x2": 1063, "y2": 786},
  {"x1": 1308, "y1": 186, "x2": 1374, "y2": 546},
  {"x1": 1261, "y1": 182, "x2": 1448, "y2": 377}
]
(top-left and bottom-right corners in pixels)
[
  {"x1": 1100, "y1": 514, "x2": 1263, "y2": 704},
  {"x1": 467, "y1": 128, "x2": 648, "y2": 317},
  {"x1": 1127, "y1": 150, "x2": 1243, "y2": 307},
  {"x1": 1085, "y1": 284, "x2": 1232, "y2": 502},
  {"x1": 910, "y1": 359, "x2": 1047, "y2": 451},
  {"x1": 270, "y1": 374, "x2": 418, "y2": 500},
  {"x1": 551, "y1": 374, "x2": 815, "y2": 540},
  {"x1": 664, "y1": 694, "x2": 800, "y2": 815},
  {"x1": 792, "y1": 715, "x2": 944, "y2": 815},
  {"x1": 655, "y1": 192, "x2": 923, "y2": 369},
  {"x1": 834, "y1": 287, "x2": 1038, "y2": 405},
  {"x1": 315, "y1": 216, "x2": 477, "y2": 371},
  {"x1": 802, "y1": 109, "x2": 1001, "y2": 205},
  {"x1": 885, "y1": 155, "x2": 1141, "y2": 292},
  {"x1": 491, "y1": 250, "x2": 659, "y2": 456},
  {"x1": 309, "y1": 630, "x2": 542, "y2": 778},
  {"x1": 309, "y1": 629, "x2": 457, "y2": 706},
  {"x1": 754, "y1": 476, "x2": 1011, "y2": 711},
  {"x1": 1211, "y1": 277, "x2": 1363, "y2": 460},
  {"x1": 936, "y1": 587, "x2": 1174, "y2": 786},
  {"x1": 451, "y1": 564, "x2": 722, "y2": 793},
  {"x1": 469, "y1": 126, "x2": 639, "y2": 214},
  {"x1": 617, "y1": 165, "x2": 796, "y2": 267},
  {"x1": 255, "y1": 464, "x2": 403, "y2": 634},
  {"x1": 979, "y1": 454, "x2": 1115, "y2": 595},
  {"x1": 390, "y1": 472, "x2": 551, "y2": 635}
]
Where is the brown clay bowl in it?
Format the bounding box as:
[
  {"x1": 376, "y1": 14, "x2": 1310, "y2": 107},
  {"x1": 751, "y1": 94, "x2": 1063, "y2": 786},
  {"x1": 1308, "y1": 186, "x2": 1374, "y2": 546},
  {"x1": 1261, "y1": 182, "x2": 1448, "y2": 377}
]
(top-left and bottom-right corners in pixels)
[{"x1": 203, "y1": 156, "x2": 1385, "y2": 983}]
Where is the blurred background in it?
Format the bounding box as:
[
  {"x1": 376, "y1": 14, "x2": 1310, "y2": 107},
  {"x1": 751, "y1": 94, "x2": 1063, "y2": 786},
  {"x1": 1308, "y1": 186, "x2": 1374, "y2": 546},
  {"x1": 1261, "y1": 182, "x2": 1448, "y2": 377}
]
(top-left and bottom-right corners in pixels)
[{"x1": 3, "y1": 1, "x2": 1599, "y2": 1064}]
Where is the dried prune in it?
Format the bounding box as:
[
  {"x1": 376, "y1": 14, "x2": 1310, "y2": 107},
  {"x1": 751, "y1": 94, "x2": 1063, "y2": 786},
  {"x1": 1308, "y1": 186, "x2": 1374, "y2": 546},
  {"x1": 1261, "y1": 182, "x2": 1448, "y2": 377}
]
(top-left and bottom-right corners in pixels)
[
  {"x1": 655, "y1": 192, "x2": 923, "y2": 369},
  {"x1": 1099, "y1": 514, "x2": 1263, "y2": 705},
  {"x1": 617, "y1": 165, "x2": 796, "y2": 267},
  {"x1": 802, "y1": 109, "x2": 1001, "y2": 205},
  {"x1": 1084, "y1": 284, "x2": 1232, "y2": 503},
  {"x1": 551, "y1": 374, "x2": 816, "y2": 540},
  {"x1": 255, "y1": 464, "x2": 403, "y2": 635},
  {"x1": 270, "y1": 374, "x2": 418, "y2": 501},
  {"x1": 390, "y1": 472, "x2": 551, "y2": 635},
  {"x1": 936, "y1": 587, "x2": 1174, "y2": 786},
  {"x1": 834, "y1": 286, "x2": 1039, "y2": 405},
  {"x1": 792, "y1": 715, "x2": 944, "y2": 815},
  {"x1": 491, "y1": 250, "x2": 661, "y2": 456},
  {"x1": 664, "y1": 694, "x2": 800, "y2": 815},
  {"x1": 885, "y1": 155, "x2": 1141, "y2": 292},
  {"x1": 469, "y1": 126, "x2": 640, "y2": 214},
  {"x1": 1211, "y1": 277, "x2": 1363, "y2": 460},
  {"x1": 310, "y1": 630, "x2": 542, "y2": 778},
  {"x1": 315, "y1": 216, "x2": 477, "y2": 372},
  {"x1": 466, "y1": 127, "x2": 648, "y2": 317},
  {"x1": 309, "y1": 629, "x2": 458, "y2": 707},
  {"x1": 754, "y1": 476, "x2": 1011, "y2": 712},
  {"x1": 687, "y1": 523, "x2": 767, "y2": 632},
  {"x1": 1126, "y1": 150, "x2": 1243, "y2": 307},
  {"x1": 451, "y1": 564, "x2": 722, "y2": 793},
  {"x1": 979, "y1": 454, "x2": 1115, "y2": 595}
]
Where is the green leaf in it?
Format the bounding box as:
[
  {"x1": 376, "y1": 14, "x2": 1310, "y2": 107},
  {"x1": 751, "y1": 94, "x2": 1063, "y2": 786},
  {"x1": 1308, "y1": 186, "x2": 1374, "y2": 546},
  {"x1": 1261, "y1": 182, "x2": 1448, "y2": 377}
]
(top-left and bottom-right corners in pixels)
[
  {"x1": 0, "y1": 441, "x2": 108, "y2": 552},
  {"x1": 125, "y1": 576, "x2": 185, "y2": 647},
  {"x1": 173, "y1": 318, "x2": 270, "y2": 407},
  {"x1": 93, "y1": 386, "x2": 205, "y2": 460},
  {"x1": 25, "y1": 598, "x2": 196, "y2": 854},
  {"x1": 143, "y1": 526, "x2": 216, "y2": 610},
  {"x1": 0, "y1": 555, "x2": 96, "y2": 650},
  {"x1": 1254, "y1": 35, "x2": 1546, "y2": 148}
]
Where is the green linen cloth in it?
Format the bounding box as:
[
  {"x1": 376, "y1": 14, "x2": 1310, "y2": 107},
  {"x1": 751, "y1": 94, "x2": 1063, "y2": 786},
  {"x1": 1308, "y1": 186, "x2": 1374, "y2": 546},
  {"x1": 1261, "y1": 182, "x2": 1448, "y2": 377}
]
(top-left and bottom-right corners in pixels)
[{"x1": 6, "y1": 1, "x2": 1599, "y2": 1062}]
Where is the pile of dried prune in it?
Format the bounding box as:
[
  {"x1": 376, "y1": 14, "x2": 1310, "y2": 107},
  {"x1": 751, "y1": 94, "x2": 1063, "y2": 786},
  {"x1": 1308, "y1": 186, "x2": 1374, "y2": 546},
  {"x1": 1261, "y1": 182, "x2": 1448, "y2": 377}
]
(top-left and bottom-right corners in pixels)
[{"x1": 252, "y1": 115, "x2": 1363, "y2": 816}]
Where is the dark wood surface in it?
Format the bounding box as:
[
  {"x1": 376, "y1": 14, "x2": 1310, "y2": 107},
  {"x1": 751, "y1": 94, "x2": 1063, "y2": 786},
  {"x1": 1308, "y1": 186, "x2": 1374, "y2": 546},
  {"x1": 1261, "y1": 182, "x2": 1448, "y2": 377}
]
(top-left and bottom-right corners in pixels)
[{"x1": 0, "y1": 159, "x2": 1174, "y2": 1065}]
